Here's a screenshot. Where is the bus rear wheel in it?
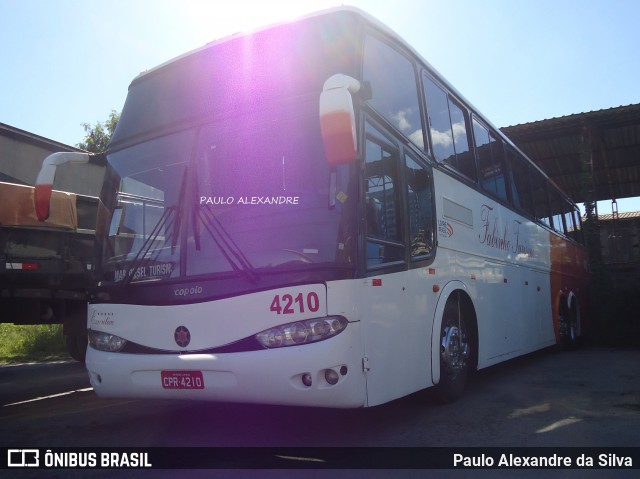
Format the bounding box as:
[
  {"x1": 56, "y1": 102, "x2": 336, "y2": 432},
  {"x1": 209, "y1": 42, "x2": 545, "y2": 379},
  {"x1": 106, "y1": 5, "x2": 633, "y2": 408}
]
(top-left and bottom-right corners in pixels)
[
  {"x1": 436, "y1": 300, "x2": 471, "y2": 403},
  {"x1": 559, "y1": 294, "x2": 580, "y2": 350}
]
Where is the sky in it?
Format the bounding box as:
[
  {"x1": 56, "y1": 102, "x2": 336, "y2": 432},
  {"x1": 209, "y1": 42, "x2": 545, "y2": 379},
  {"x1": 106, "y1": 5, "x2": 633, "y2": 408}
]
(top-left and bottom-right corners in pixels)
[{"x1": 2, "y1": 0, "x2": 639, "y2": 210}]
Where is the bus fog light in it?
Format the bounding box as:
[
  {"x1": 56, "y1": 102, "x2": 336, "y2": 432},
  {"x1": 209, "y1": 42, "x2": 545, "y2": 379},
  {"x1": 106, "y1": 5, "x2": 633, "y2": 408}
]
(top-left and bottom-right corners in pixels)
[
  {"x1": 301, "y1": 373, "x2": 313, "y2": 387},
  {"x1": 324, "y1": 369, "x2": 339, "y2": 385},
  {"x1": 89, "y1": 371, "x2": 102, "y2": 384}
]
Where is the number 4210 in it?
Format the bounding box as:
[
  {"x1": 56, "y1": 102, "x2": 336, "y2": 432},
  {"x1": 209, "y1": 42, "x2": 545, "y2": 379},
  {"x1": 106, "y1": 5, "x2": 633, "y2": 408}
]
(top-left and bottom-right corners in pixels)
[{"x1": 270, "y1": 292, "x2": 320, "y2": 314}]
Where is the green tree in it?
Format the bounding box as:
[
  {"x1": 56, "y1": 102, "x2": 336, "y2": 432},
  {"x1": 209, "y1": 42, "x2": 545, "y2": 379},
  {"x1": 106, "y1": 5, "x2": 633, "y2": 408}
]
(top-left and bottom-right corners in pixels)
[{"x1": 77, "y1": 110, "x2": 120, "y2": 153}]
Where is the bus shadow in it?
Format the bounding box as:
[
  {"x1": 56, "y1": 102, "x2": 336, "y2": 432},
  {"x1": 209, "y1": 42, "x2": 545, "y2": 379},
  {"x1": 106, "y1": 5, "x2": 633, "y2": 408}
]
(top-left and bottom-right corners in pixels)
[{"x1": 140, "y1": 348, "x2": 559, "y2": 447}]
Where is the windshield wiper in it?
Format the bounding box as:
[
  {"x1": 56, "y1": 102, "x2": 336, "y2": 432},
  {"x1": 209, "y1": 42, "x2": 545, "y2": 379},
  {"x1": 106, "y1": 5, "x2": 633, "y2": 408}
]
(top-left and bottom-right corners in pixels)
[
  {"x1": 119, "y1": 204, "x2": 177, "y2": 288},
  {"x1": 119, "y1": 167, "x2": 188, "y2": 288},
  {"x1": 193, "y1": 205, "x2": 259, "y2": 284}
]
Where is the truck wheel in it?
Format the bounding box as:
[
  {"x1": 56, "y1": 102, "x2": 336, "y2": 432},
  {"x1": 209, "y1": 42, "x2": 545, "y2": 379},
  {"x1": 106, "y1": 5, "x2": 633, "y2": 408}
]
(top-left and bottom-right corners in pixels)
[{"x1": 66, "y1": 333, "x2": 88, "y2": 362}]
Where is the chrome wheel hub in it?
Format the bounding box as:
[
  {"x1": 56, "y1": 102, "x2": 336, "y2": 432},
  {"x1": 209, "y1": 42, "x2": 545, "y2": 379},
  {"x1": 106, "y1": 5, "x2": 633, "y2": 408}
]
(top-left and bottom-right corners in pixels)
[{"x1": 441, "y1": 325, "x2": 469, "y2": 372}]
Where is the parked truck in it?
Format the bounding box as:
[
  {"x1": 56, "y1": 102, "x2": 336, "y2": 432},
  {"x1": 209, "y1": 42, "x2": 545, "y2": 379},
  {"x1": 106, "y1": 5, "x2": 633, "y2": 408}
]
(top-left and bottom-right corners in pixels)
[{"x1": 0, "y1": 180, "x2": 98, "y2": 361}]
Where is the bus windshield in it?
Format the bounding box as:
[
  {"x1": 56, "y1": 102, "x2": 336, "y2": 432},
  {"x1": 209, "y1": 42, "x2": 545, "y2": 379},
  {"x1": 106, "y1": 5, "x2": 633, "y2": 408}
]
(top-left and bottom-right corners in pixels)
[
  {"x1": 96, "y1": 10, "x2": 362, "y2": 293},
  {"x1": 100, "y1": 103, "x2": 357, "y2": 288}
]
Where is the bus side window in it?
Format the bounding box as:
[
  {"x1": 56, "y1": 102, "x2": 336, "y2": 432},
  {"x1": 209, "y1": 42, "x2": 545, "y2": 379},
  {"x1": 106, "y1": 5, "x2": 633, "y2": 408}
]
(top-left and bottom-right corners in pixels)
[
  {"x1": 364, "y1": 124, "x2": 405, "y2": 267},
  {"x1": 549, "y1": 189, "x2": 567, "y2": 235},
  {"x1": 473, "y1": 117, "x2": 508, "y2": 202},
  {"x1": 531, "y1": 171, "x2": 552, "y2": 227},
  {"x1": 404, "y1": 154, "x2": 435, "y2": 259},
  {"x1": 564, "y1": 204, "x2": 577, "y2": 241},
  {"x1": 573, "y1": 208, "x2": 585, "y2": 244},
  {"x1": 423, "y1": 75, "x2": 476, "y2": 182},
  {"x1": 362, "y1": 34, "x2": 425, "y2": 150},
  {"x1": 450, "y1": 100, "x2": 475, "y2": 181},
  {"x1": 508, "y1": 148, "x2": 535, "y2": 217}
]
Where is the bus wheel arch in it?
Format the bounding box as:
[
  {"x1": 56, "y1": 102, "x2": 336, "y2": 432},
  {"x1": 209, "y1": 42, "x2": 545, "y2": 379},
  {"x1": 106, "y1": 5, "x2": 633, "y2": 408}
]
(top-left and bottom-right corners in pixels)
[
  {"x1": 558, "y1": 290, "x2": 581, "y2": 350},
  {"x1": 430, "y1": 283, "x2": 478, "y2": 403}
]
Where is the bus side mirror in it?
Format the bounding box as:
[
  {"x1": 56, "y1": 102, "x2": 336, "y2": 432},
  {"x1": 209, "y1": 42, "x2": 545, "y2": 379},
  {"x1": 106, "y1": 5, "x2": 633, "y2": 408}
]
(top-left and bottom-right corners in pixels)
[
  {"x1": 319, "y1": 74, "x2": 361, "y2": 166},
  {"x1": 34, "y1": 152, "x2": 104, "y2": 221}
]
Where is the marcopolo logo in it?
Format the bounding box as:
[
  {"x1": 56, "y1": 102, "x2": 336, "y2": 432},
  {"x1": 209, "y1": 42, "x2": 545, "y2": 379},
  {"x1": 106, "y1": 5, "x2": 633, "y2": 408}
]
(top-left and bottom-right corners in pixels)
[
  {"x1": 7, "y1": 449, "x2": 39, "y2": 467},
  {"x1": 174, "y1": 326, "x2": 191, "y2": 348},
  {"x1": 174, "y1": 285, "x2": 204, "y2": 297}
]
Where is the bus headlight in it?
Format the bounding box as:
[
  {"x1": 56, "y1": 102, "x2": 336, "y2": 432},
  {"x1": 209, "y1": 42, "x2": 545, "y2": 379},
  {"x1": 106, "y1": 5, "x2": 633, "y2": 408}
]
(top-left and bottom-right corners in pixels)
[
  {"x1": 89, "y1": 330, "x2": 127, "y2": 352},
  {"x1": 256, "y1": 316, "x2": 348, "y2": 349}
]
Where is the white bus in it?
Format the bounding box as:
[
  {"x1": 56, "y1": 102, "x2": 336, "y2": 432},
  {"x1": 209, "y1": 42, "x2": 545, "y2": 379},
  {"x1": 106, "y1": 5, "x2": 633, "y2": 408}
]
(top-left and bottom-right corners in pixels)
[{"x1": 37, "y1": 7, "x2": 589, "y2": 407}]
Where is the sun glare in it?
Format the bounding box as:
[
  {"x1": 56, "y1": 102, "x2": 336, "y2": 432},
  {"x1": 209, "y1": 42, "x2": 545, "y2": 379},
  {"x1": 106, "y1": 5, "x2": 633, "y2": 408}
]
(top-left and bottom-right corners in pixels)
[{"x1": 185, "y1": 0, "x2": 340, "y2": 44}]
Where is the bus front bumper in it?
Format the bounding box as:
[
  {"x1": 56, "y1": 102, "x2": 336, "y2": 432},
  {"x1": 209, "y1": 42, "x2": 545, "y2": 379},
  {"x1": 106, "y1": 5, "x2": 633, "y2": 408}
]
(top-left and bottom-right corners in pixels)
[{"x1": 85, "y1": 323, "x2": 366, "y2": 408}]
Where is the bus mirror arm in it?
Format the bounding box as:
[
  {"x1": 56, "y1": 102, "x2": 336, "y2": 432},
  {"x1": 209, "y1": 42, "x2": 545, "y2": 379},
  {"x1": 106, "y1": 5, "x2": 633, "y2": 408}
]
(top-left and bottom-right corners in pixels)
[
  {"x1": 34, "y1": 152, "x2": 106, "y2": 221},
  {"x1": 358, "y1": 80, "x2": 372, "y2": 101}
]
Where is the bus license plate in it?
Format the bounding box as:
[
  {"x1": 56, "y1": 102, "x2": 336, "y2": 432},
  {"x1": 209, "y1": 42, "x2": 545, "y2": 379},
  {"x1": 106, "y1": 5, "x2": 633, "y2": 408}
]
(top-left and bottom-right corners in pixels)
[{"x1": 161, "y1": 370, "x2": 204, "y2": 389}]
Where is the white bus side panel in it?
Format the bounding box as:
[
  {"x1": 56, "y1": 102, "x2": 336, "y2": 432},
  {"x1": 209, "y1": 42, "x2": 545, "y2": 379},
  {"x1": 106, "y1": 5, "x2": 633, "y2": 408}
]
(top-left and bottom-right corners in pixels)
[
  {"x1": 432, "y1": 169, "x2": 555, "y2": 370},
  {"x1": 357, "y1": 269, "x2": 438, "y2": 407},
  {"x1": 354, "y1": 168, "x2": 557, "y2": 407}
]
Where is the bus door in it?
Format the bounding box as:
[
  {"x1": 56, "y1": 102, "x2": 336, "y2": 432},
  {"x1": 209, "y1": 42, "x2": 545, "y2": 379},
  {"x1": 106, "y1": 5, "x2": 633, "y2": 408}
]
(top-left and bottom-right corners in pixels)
[{"x1": 359, "y1": 119, "x2": 436, "y2": 406}]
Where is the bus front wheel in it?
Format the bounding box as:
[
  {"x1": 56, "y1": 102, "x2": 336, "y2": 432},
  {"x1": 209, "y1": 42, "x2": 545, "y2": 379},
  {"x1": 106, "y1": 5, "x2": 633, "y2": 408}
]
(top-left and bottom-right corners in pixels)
[{"x1": 436, "y1": 300, "x2": 471, "y2": 403}]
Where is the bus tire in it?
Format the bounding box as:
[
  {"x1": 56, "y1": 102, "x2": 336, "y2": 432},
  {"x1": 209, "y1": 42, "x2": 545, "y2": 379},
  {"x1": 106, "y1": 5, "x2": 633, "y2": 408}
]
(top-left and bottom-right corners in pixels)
[
  {"x1": 560, "y1": 293, "x2": 580, "y2": 350},
  {"x1": 435, "y1": 299, "x2": 472, "y2": 403}
]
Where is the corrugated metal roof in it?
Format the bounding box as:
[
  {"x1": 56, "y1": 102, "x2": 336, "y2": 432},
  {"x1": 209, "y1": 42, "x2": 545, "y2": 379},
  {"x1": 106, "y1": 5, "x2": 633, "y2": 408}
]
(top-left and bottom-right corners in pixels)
[
  {"x1": 0, "y1": 122, "x2": 84, "y2": 153},
  {"x1": 591, "y1": 210, "x2": 640, "y2": 222},
  {"x1": 501, "y1": 103, "x2": 640, "y2": 204}
]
